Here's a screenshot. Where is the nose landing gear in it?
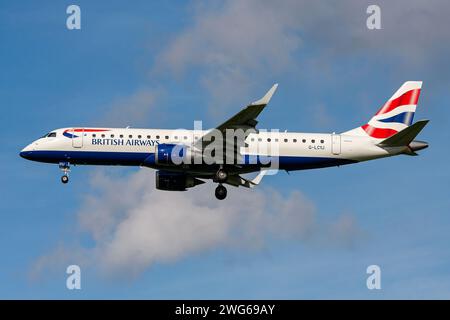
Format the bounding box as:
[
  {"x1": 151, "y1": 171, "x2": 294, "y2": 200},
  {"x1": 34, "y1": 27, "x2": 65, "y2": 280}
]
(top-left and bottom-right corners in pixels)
[
  {"x1": 215, "y1": 184, "x2": 227, "y2": 200},
  {"x1": 59, "y1": 162, "x2": 70, "y2": 184},
  {"x1": 61, "y1": 175, "x2": 69, "y2": 184}
]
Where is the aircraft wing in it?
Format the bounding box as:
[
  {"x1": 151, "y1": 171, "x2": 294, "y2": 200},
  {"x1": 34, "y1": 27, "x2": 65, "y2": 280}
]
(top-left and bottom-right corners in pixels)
[{"x1": 194, "y1": 84, "x2": 278, "y2": 151}]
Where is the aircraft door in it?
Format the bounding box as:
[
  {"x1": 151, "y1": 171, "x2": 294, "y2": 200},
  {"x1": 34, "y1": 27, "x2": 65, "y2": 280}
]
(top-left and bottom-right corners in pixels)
[
  {"x1": 331, "y1": 133, "x2": 341, "y2": 155},
  {"x1": 71, "y1": 128, "x2": 83, "y2": 148}
]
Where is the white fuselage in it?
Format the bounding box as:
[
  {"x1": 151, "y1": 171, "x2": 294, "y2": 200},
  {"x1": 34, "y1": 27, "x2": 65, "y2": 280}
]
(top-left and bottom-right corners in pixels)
[{"x1": 20, "y1": 127, "x2": 397, "y2": 176}]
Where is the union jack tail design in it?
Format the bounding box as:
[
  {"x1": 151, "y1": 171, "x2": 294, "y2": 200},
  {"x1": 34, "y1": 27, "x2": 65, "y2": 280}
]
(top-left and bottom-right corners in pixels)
[{"x1": 344, "y1": 81, "x2": 422, "y2": 139}]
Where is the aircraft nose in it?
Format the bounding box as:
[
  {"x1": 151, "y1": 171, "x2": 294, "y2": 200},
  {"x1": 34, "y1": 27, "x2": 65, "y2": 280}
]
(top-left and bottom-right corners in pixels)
[
  {"x1": 20, "y1": 144, "x2": 34, "y2": 159},
  {"x1": 19, "y1": 151, "x2": 30, "y2": 159}
]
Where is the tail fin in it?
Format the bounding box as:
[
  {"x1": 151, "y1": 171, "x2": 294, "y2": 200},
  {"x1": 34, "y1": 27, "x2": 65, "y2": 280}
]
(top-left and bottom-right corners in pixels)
[{"x1": 343, "y1": 81, "x2": 422, "y2": 139}]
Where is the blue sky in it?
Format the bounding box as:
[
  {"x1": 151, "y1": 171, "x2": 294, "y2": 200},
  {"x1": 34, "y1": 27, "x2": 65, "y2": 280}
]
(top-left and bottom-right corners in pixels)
[{"x1": 1, "y1": 0, "x2": 450, "y2": 299}]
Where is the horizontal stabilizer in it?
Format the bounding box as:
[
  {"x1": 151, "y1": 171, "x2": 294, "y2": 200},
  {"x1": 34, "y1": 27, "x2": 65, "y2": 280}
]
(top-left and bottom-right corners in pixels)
[{"x1": 378, "y1": 120, "x2": 429, "y2": 147}]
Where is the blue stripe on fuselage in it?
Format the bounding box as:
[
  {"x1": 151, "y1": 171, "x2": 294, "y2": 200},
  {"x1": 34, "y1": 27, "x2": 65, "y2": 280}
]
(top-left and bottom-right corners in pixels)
[
  {"x1": 242, "y1": 154, "x2": 356, "y2": 170},
  {"x1": 19, "y1": 150, "x2": 149, "y2": 166},
  {"x1": 19, "y1": 150, "x2": 357, "y2": 171}
]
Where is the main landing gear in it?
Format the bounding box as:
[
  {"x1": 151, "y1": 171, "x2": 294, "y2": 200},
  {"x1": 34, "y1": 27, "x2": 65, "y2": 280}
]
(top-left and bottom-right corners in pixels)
[
  {"x1": 59, "y1": 162, "x2": 70, "y2": 184},
  {"x1": 215, "y1": 184, "x2": 227, "y2": 200},
  {"x1": 215, "y1": 168, "x2": 228, "y2": 183},
  {"x1": 214, "y1": 168, "x2": 228, "y2": 200}
]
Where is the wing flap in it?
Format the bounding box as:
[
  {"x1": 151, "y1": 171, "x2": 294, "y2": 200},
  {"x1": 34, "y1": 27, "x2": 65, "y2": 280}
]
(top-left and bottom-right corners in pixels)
[{"x1": 224, "y1": 170, "x2": 269, "y2": 188}]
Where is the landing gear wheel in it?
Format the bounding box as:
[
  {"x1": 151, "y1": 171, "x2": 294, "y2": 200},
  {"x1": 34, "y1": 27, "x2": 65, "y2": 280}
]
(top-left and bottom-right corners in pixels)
[
  {"x1": 59, "y1": 162, "x2": 71, "y2": 185},
  {"x1": 215, "y1": 184, "x2": 227, "y2": 200},
  {"x1": 215, "y1": 169, "x2": 228, "y2": 182}
]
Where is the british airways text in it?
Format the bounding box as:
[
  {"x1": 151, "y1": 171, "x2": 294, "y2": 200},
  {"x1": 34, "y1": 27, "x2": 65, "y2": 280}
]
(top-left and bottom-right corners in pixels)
[{"x1": 91, "y1": 139, "x2": 160, "y2": 146}]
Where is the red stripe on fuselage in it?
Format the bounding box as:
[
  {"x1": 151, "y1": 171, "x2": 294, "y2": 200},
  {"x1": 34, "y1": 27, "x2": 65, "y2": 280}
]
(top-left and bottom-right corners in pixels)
[
  {"x1": 375, "y1": 89, "x2": 421, "y2": 115},
  {"x1": 361, "y1": 124, "x2": 398, "y2": 139},
  {"x1": 73, "y1": 129, "x2": 110, "y2": 132},
  {"x1": 63, "y1": 129, "x2": 110, "y2": 133}
]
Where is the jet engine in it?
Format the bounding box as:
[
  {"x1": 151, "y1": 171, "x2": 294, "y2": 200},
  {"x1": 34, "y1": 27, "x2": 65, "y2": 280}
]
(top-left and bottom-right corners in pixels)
[
  {"x1": 155, "y1": 170, "x2": 205, "y2": 191},
  {"x1": 154, "y1": 143, "x2": 203, "y2": 165}
]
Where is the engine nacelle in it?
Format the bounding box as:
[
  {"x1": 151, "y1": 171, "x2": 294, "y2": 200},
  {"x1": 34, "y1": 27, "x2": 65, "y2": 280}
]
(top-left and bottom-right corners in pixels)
[
  {"x1": 155, "y1": 144, "x2": 185, "y2": 165},
  {"x1": 155, "y1": 170, "x2": 205, "y2": 191},
  {"x1": 155, "y1": 143, "x2": 203, "y2": 165}
]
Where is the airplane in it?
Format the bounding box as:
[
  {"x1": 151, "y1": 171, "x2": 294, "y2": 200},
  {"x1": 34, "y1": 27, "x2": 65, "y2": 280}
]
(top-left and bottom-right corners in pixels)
[{"x1": 20, "y1": 81, "x2": 429, "y2": 200}]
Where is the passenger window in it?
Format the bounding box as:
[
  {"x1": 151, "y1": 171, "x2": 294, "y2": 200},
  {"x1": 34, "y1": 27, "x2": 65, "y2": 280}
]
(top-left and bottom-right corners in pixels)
[
  {"x1": 251, "y1": 138, "x2": 255, "y2": 142},
  {"x1": 129, "y1": 135, "x2": 133, "y2": 139},
  {"x1": 302, "y1": 139, "x2": 306, "y2": 143},
  {"x1": 92, "y1": 134, "x2": 96, "y2": 138},
  {"x1": 275, "y1": 138, "x2": 279, "y2": 142},
  {"x1": 267, "y1": 138, "x2": 271, "y2": 142},
  {"x1": 165, "y1": 136, "x2": 169, "y2": 139},
  {"x1": 138, "y1": 135, "x2": 142, "y2": 139},
  {"x1": 174, "y1": 136, "x2": 178, "y2": 140},
  {"x1": 284, "y1": 138, "x2": 288, "y2": 142},
  {"x1": 311, "y1": 139, "x2": 315, "y2": 143},
  {"x1": 320, "y1": 139, "x2": 324, "y2": 143},
  {"x1": 147, "y1": 135, "x2": 151, "y2": 139},
  {"x1": 110, "y1": 134, "x2": 114, "y2": 138},
  {"x1": 119, "y1": 135, "x2": 123, "y2": 138},
  {"x1": 101, "y1": 134, "x2": 105, "y2": 138},
  {"x1": 293, "y1": 139, "x2": 297, "y2": 143},
  {"x1": 184, "y1": 136, "x2": 188, "y2": 140},
  {"x1": 258, "y1": 138, "x2": 262, "y2": 142},
  {"x1": 156, "y1": 135, "x2": 160, "y2": 139}
]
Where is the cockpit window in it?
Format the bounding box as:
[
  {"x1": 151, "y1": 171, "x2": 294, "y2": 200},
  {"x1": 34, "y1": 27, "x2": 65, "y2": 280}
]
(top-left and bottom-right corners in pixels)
[{"x1": 47, "y1": 132, "x2": 57, "y2": 138}]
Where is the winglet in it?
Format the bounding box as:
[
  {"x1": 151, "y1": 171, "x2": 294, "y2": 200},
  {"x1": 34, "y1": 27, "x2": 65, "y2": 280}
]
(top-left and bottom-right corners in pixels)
[{"x1": 251, "y1": 84, "x2": 278, "y2": 106}]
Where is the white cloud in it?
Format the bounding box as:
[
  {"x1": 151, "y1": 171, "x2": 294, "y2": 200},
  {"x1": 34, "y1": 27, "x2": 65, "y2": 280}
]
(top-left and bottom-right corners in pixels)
[
  {"x1": 90, "y1": 1, "x2": 450, "y2": 128},
  {"x1": 154, "y1": 0, "x2": 450, "y2": 118},
  {"x1": 155, "y1": 0, "x2": 305, "y2": 118},
  {"x1": 79, "y1": 169, "x2": 317, "y2": 276},
  {"x1": 158, "y1": 1, "x2": 302, "y2": 75},
  {"x1": 31, "y1": 168, "x2": 363, "y2": 279}
]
